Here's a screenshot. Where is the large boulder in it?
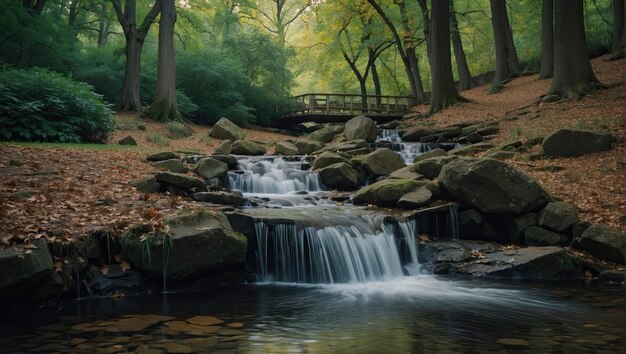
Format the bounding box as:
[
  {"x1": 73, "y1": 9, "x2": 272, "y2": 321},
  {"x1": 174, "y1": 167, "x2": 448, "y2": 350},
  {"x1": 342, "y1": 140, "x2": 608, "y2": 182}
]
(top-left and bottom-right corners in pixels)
[
  {"x1": 318, "y1": 162, "x2": 362, "y2": 191},
  {"x1": 0, "y1": 239, "x2": 53, "y2": 301},
  {"x1": 210, "y1": 154, "x2": 239, "y2": 169},
  {"x1": 359, "y1": 148, "x2": 406, "y2": 178},
  {"x1": 232, "y1": 140, "x2": 267, "y2": 156},
  {"x1": 389, "y1": 166, "x2": 424, "y2": 180},
  {"x1": 414, "y1": 156, "x2": 458, "y2": 179},
  {"x1": 542, "y1": 128, "x2": 612, "y2": 157},
  {"x1": 538, "y1": 202, "x2": 579, "y2": 232},
  {"x1": 153, "y1": 158, "x2": 185, "y2": 173},
  {"x1": 352, "y1": 179, "x2": 437, "y2": 207},
  {"x1": 413, "y1": 148, "x2": 447, "y2": 164},
  {"x1": 575, "y1": 224, "x2": 625, "y2": 264},
  {"x1": 401, "y1": 127, "x2": 435, "y2": 142},
  {"x1": 274, "y1": 142, "x2": 298, "y2": 156},
  {"x1": 307, "y1": 125, "x2": 344, "y2": 143},
  {"x1": 318, "y1": 139, "x2": 369, "y2": 154},
  {"x1": 439, "y1": 157, "x2": 550, "y2": 214},
  {"x1": 154, "y1": 172, "x2": 207, "y2": 192},
  {"x1": 131, "y1": 177, "x2": 161, "y2": 194},
  {"x1": 120, "y1": 210, "x2": 247, "y2": 280},
  {"x1": 344, "y1": 116, "x2": 377, "y2": 142},
  {"x1": 397, "y1": 187, "x2": 432, "y2": 209},
  {"x1": 213, "y1": 140, "x2": 232, "y2": 155},
  {"x1": 295, "y1": 139, "x2": 324, "y2": 155},
  {"x1": 192, "y1": 191, "x2": 246, "y2": 206},
  {"x1": 147, "y1": 151, "x2": 179, "y2": 162},
  {"x1": 312, "y1": 152, "x2": 350, "y2": 170},
  {"x1": 193, "y1": 157, "x2": 228, "y2": 180},
  {"x1": 524, "y1": 226, "x2": 563, "y2": 246},
  {"x1": 209, "y1": 117, "x2": 245, "y2": 141}
]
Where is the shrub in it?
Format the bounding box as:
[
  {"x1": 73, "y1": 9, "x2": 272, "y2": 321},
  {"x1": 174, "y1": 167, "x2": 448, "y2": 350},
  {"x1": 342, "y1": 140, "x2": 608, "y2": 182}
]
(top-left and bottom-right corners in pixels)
[
  {"x1": 166, "y1": 121, "x2": 194, "y2": 139},
  {"x1": 0, "y1": 66, "x2": 114, "y2": 143}
]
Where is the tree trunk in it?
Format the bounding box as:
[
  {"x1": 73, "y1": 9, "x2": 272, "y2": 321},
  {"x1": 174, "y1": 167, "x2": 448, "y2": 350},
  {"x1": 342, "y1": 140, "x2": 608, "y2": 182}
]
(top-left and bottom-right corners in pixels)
[
  {"x1": 368, "y1": 48, "x2": 382, "y2": 108},
  {"x1": 490, "y1": 0, "x2": 520, "y2": 85},
  {"x1": 611, "y1": 0, "x2": 624, "y2": 59},
  {"x1": 118, "y1": 36, "x2": 143, "y2": 111},
  {"x1": 416, "y1": 0, "x2": 432, "y2": 60},
  {"x1": 428, "y1": 0, "x2": 465, "y2": 115},
  {"x1": 147, "y1": 0, "x2": 182, "y2": 122},
  {"x1": 18, "y1": 0, "x2": 49, "y2": 68},
  {"x1": 450, "y1": 0, "x2": 475, "y2": 91},
  {"x1": 539, "y1": 0, "x2": 554, "y2": 79},
  {"x1": 548, "y1": 0, "x2": 600, "y2": 99},
  {"x1": 98, "y1": 1, "x2": 107, "y2": 47},
  {"x1": 407, "y1": 48, "x2": 425, "y2": 102}
]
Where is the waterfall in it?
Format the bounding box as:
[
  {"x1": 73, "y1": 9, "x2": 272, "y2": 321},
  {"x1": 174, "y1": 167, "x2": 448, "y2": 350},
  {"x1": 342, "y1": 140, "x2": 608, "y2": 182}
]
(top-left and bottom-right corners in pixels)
[
  {"x1": 376, "y1": 129, "x2": 430, "y2": 164},
  {"x1": 254, "y1": 213, "x2": 420, "y2": 284},
  {"x1": 228, "y1": 156, "x2": 325, "y2": 194}
]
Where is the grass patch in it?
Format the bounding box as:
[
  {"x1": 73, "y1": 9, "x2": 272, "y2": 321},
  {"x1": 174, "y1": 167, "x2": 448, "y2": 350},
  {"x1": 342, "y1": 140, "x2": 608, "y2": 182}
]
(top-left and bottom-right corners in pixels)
[
  {"x1": 166, "y1": 121, "x2": 195, "y2": 139},
  {"x1": 2, "y1": 142, "x2": 138, "y2": 151},
  {"x1": 147, "y1": 133, "x2": 171, "y2": 146}
]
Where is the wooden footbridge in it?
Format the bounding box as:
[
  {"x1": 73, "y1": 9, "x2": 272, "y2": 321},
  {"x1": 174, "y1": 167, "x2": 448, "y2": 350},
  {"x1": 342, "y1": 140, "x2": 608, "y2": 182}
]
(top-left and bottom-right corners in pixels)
[{"x1": 278, "y1": 93, "x2": 414, "y2": 124}]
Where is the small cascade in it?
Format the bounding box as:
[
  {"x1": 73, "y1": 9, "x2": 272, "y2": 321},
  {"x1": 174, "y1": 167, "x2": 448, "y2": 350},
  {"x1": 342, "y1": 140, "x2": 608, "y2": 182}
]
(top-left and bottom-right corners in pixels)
[
  {"x1": 228, "y1": 156, "x2": 326, "y2": 194},
  {"x1": 376, "y1": 129, "x2": 430, "y2": 164},
  {"x1": 253, "y1": 211, "x2": 420, "y2": 284}
]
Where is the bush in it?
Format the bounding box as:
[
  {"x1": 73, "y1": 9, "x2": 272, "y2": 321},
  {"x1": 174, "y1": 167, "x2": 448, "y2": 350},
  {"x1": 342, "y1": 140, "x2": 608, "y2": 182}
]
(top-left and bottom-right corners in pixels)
[
  {"x1": 0, "y1": 66, "x2": 114, "y2": 143},
  {"x1": 166, "y1": 121, "x2": 194, "y2": 139}
]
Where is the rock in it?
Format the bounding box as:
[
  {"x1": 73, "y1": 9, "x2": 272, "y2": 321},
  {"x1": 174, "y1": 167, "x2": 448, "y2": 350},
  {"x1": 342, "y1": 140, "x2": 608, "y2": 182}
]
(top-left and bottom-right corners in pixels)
[
  {"x1": 487, "y1": 150, "x2": 517, "y2": 161},
  {"x1": 359, "y1": 148, "x2": 406, "y2": 178},
  {"x1": 274, "y1": 141, "x2": 298, "y2": 156},
  {"x1": 213, "y1": 140, "x2": 232, "y2": 155},
  {"x1": 318, "y1": 162, "x2": 362, "y2": 191},
  {"x1": 154, "y1": 172, "x2": 207, "y2": 192},
  {"x1": 508, "y1": 213, "x2": 538, "y2": 242},
  {"x1": 572, "y1": 221, "x2": 590, "y2": 238},
  {"x1": 397, "y1": 187, "x2": 432, "y2": 209},
  {"x1": 498, "y1": 140, "x2": 523, "y2": 150},
  {"x1": 209, "y1": 117, "x2": 245, "y2": 141},
  {"x1": 523, "y1": 136, "x2": 544, "y2": 147},
  {"x1": 543, "y1": 128, "x2": 613, "y2": 157},
  {"x1": 439, "y1": 157, "x2": 550, "y2": 214},
  {"x1": 476, "y1": 125, "x2": 499, "y2": 136},
  {"x1": 210, "y1": 154, "x2": 239, "y2": 169},
  {"x1": 389, "y1": 166, "x2": 424, "y2": 180},
  {"x1": 131, "y1": 177, "x2": 161, "y2": 194},
  {"x1": 186, "y1": 316, "x2": 224, "y2": 326},
  {"x1": 599, "y1": 269, "x2": 624, "y2": 283},
  {"x1": 9, "y1": 158, "x2": 26, "y2": 166},
  {"x1": 307, "y1": 125, "x2": 344, "y2": 143},
  {"x1": 402, "y1": 127, "x2": 435, "y2": 142},
  {"x1": 232, "y1": 140, "x2": 266, "y2": 156},
  {"x1": 10, "y1": 189, "x2": 39, "y2": 200},
  {"x1": 193, "y1": 157, "x2": 228, "y2": 180},
  {"x1": 295, "y1": 139, "x2": 324, "y2": 155},
  {"x1": 312, "y1": 152, "x2": 350, "y2": 170},
  {"x1": 153, "y1": 159, "x2": 186, "y2": 173},
  {"x1": 319, "y1": 139, "x2": 369, "y2": 154},
  {"x1": 524, "y1": 226, "x2": 563, "y2": 246},
  {"x1": 118, "y1": 135, "x2": 137, "y2": 146},
  {"x1": 575, "y1": 224, "x2": 625, "y2": 264},
  {"x1": 414, "y1": 155, "x2": 458, "y2": 179},
  {"x1": 538, "y1": 202, "x2": 579, "y2": 232},
  {"x1": 412, "y1": 148, "x2": 447, "y2": 163},
  {"x1": 343, "y1": 147, "x2": 372, "y2": 156},
  {"x1": 147, "y1": 151, "x2": 179, "y2": 162},
  {"x1": 192, "y1": 191, "x2": 246, "y2": 206},
  {"x1": 466, "y1": 132, "x2": 484, "y2": 144},
  {"x1": 0, "y1": 239, "x2": 53, "y2": 301},
  {"x1": 435, "y1": 127, "x2": 462, "y2": 139},
  {"x1": 344, "y1": 116, "x2": 377, "y2": 142},
  {"x1": 352, "y1": 179, "x2": 437, "y2": 207},
  {"x1": 421, "y1": 242, "x2": 473, "y2": 263},
  {"x1": 120, "y1": 210, "x2": 247, "y2": 279},
  {"x1": 448, "y1": 142, "x2": 495, "y2": 156}
]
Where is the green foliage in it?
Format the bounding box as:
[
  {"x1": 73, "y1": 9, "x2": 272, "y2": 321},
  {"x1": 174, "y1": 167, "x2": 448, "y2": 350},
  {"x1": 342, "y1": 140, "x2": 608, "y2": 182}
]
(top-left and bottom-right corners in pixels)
[
  {"x1": 147, "y1": 133, "x2": 170, "y2": 146},
  {"x1": 0, "y1": 66, "x2": 114, "y2": 143},
  {"x1": 166, "y1": 121, "x2": 195, "y2": 139}
]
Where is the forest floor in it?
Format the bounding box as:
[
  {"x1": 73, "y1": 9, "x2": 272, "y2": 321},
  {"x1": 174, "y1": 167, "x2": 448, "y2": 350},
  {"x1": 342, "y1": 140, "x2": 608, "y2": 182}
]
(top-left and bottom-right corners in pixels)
[{"x1": 0, "y1": 54, "x2": 624, "y2": 248}]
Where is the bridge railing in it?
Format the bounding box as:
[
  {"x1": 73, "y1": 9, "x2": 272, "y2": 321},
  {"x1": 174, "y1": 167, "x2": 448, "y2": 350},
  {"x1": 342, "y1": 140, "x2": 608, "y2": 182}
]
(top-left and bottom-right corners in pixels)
[{"x1": 283, "y1": 93, "x2": 414, "y2": 117}]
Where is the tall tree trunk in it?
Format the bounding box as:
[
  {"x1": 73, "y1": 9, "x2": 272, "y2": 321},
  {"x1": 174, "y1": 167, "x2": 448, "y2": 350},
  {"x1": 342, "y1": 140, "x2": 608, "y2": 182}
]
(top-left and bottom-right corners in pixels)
[
  {"x1": 611, "y1": 0, "x2": 624, "y2": 59},
  {"x1": 416, "y1": 0, "x2": 432, "y2": 60},
  {"x1": 450, "y1": 0, "x2": 475, "y2": 91},
  {"x1": 368, "y1": 48, "x2": 382, "y2": 108},
  {"x1": 548, "y1": 0, "x2": 600, "y2": 99},
  {"x1": 18, "y1": 0, "x2": 49, "y2": 67},
  {"x1": 98, "y1": 1, "x2": 107, "y2": 47},
  {"x1": 407, "y1": 48, "x2": 425, "y2": 102},
  {"x1": 147, "y1": 0, "x2": 182, "y2": 122},
  {"x1": 539, "y1": 0, "x2": 554, "y2": 79},
  {"x1": 428, "y1": 0, "x2": 465, "y2": 115},
  {"x1": 490, "y1": 0, "x2": 520, "y2": 86}
]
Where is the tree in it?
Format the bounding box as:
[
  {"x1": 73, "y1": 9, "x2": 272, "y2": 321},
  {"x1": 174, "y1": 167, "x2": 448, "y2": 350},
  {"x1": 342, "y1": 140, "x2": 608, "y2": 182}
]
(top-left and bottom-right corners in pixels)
[
  {"x1": 539, "y1": 0, "x2": 553, "y2": 79},
  {"x1": 111, "y1": 0, "x2": 161, "y2": 112},
  {"x1": 146, "y1": 0, "x2": 182, "y2": 122},
  {"x1": 450, "y1": 0, "x2": 475, "y2": 91},
  {"x1": 489, "y1": 0, "x2": 521, "y2": 86},
  {"x1": 18, "y1": 0, "x2": 49, "y2": 67},
  {"x1": 547, "y1": 0, "x2": 601, "y2": 99},
  {"x1": 610, "y1": 0, "x2": 624, "y2": 59},
  {"x1": 427, "y1": 0, "x2": 465, "y2": 115},
  {"x1": 239, "y1": 0, "x2": 311, "y2": 48}
]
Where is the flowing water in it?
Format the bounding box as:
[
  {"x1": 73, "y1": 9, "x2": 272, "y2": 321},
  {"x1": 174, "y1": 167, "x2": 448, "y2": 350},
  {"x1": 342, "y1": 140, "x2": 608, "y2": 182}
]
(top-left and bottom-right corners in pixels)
[
  {"x1": 376, "y1": 129, "x2": 430, "y2": 164},
  {"x1": 2, "y1": 151, "x2": 623, "y2": 353}
]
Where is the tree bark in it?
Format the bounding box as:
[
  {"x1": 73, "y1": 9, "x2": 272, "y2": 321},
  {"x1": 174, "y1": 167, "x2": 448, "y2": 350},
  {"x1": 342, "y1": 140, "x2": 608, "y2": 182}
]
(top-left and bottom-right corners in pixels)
[
  {"x1": 489, "y1": 0, "x2": 520, "y2": 85},
  {"x1": 368, "y1": 47, "x2": 382, "y2": 108},
  {"x1": 112, "y1": 0, "x2": 161, "y2": 112},
  {"x1": 98, "y1": 1, "x2": 107, "y2": 47},
  {"x1": 539, "y1": 0, "x2": 554, "y2": 79},
  {"x1": 397, "y1": 0, "x2": 425, "y2": 102},
  {"x1": 611, "y1": 0, "x2": 624, "y2": 59},
  {"x1": 450, "y1": 0, "x2": 475, "y2": 91},
  {"x1": 146, "y1": 0, "x2": 182, "y2": 122},
  {"x1": 18, "y1": 0, "x2": 49, "y2": 67},
  {"x1": 428, "y1": 0, "x2": 465, "y2": 115},
  {"x1": 548, "y1": 0, "x2": 600, "y2": 99}
]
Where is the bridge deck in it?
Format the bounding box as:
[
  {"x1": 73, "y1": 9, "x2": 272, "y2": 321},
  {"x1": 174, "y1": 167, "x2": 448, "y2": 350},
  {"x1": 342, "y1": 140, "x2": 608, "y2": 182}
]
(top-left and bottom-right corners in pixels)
[{"x1": 278, "y1": 93, "x2": 413, "y2": 124}]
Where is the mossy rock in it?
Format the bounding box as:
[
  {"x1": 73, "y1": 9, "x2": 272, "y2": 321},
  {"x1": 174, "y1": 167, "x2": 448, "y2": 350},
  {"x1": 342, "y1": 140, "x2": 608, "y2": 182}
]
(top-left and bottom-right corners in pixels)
[{"x1": 352, "y1": 179, "x2": 438, "y2": 207}]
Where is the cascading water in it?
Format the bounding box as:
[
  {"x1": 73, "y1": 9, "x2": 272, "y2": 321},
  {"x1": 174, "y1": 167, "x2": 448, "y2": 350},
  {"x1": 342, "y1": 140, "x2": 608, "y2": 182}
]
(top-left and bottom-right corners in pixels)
[
  {"x1": 376, "y1": 129, "x2": 430, "y2": 164},
  {"x1": 253, "y1": 210, "x2": 421, "y2": 284},
  {"x1": 228, "y1": 156, "x2": 325, "y2": 194}
]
